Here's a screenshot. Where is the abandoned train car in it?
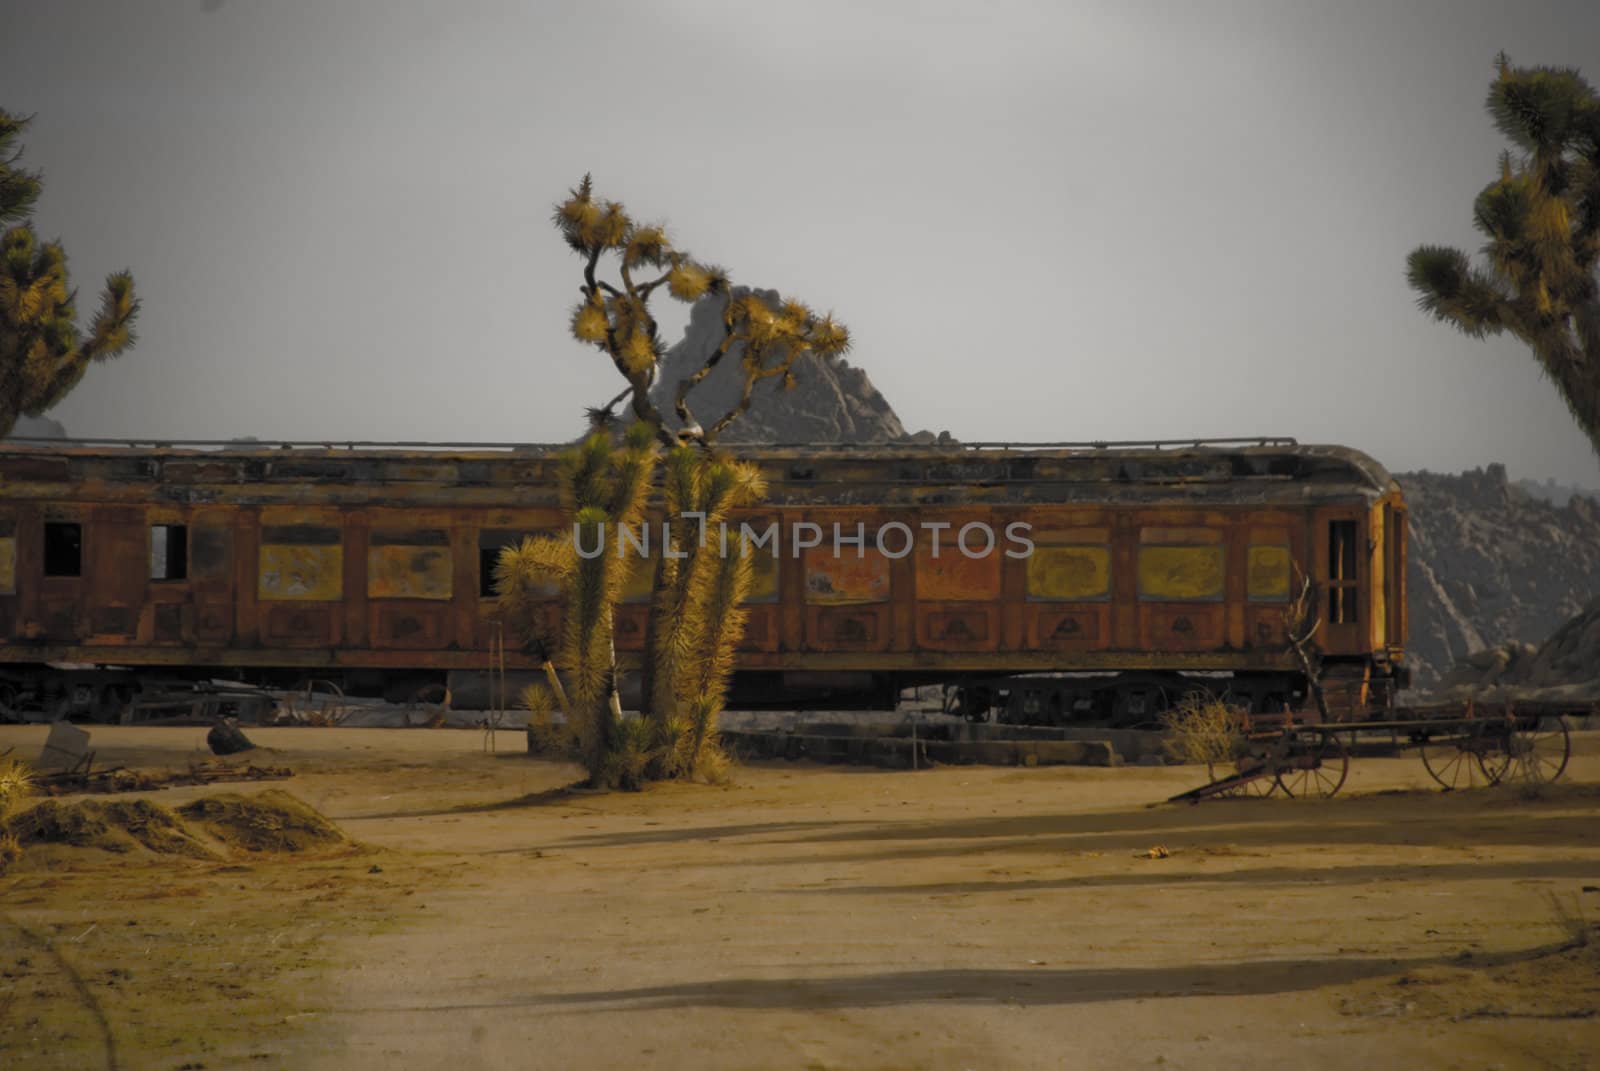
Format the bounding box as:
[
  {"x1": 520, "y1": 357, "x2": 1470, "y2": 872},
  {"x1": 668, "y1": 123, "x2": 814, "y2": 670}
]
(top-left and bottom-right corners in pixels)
[{"x1": 0, "y1": 438, "x2": 1407, "y2": 724}]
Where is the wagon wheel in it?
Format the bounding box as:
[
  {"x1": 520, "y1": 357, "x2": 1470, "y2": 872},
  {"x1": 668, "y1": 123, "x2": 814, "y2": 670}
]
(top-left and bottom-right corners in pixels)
[
  {"x1": 1205, "y1": 756, "x2": 1280, "y2": 798},
  {"x1": 1508, "y1": 716, "x2": 1571, "y2": 784},
  {"x1": 1420, "y1": 726, "x2": 1509, "y2": 790},
  {"x1": 1275, "y1": 730, "x2": 1348, "y2": 799}
]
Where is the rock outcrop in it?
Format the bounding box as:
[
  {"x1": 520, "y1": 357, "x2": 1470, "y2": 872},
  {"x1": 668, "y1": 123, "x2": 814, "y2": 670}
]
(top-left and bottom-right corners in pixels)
[
  {"x1": 645, "y1": 289, "x2": 911, "y2": 444},
  {"x1": 1437, "y1": 597, "x2": 1600, "y2": 700},
  {"x1": 1399, "y1": 464, "x2": 1600, "y2": 691},
  {"x1": 4, "y1": 414, "x2": 66, "y2": 439}
]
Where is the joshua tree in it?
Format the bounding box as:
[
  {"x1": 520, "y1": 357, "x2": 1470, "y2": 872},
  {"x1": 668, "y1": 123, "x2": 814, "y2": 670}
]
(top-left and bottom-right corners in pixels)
[
  {"x1": 1407, "y1": 55, "x2": 1600, "y2": 459},
  {"x1": 499, "y1": 426, "x2": 658, "y2": 786},
  {"x1": 500, "y1": 176, "x2": 848, "y2": 788},
  {"x1": 0, "y1": 109, "x2": 139, "y2": 439}
]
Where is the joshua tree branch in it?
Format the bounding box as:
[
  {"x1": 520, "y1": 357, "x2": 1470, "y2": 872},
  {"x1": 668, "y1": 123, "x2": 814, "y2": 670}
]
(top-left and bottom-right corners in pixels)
[{"x1": 673, "y1": 321, "x2": 738, "y2": 432}]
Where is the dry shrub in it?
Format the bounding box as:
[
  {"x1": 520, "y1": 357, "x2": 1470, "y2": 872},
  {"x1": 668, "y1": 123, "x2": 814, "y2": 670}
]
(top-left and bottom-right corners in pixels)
[
  {"x1": 1160, "y1": 694, "x2": 1249, "y2": 767},
  {"x1": 688, "y1": 738, "x2": 732, "y2": 785},
  {"x1": 0, "y1": 757, "x2": 32, "y2": 873},
  {"x1": 178, "y1": 790, "x2": 344, "y2": 854},
  {"x1": 0, "y1": 756, "x2": 33, "y2": 815},
  {"x1": 6, "y1": 798, "x2": 213, "y2": 858}
]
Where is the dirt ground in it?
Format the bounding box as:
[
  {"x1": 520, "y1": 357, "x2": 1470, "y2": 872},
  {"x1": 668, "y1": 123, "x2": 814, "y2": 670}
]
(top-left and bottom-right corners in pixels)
[{"x1": 2, "y1": 724, "x2": 1599, "y2": 1071}]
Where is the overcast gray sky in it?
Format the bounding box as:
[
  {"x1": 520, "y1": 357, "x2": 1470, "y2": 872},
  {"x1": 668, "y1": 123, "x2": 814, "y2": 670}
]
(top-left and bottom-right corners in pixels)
[{"x1": 4, "y1": 0, "x2": 1599, "y2": 485}]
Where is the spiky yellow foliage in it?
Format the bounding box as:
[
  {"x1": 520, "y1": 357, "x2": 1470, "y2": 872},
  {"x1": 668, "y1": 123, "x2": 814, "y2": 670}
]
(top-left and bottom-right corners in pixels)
[
  {"x1": 667, "y1": 261, "x2": 712, "y2": 302},
  {"x1": 808, "y1": 314, "x2": 852, "y2": 358},
  {"x1": 621, "y1": 330, "x2": 656, "y2": 375},
  {"x1": 779, "y1": 299, "x2": 812, "y2": 327},
  {"x1": 603, "y1": 717, "x2": 655, "y2": 790},
  {"x1": 499, "y1": 430, "x2": 659, "y2": 787},
  {"x1": 0, "y1": 756, "x2": 33, "y2": 820},
  {"x1": 594, "y1": 202, "x2": 630, "y2": 249},
  {"x1": 645, "y1": 452, "x2": 766, "y2": 778},
  {"x1": 1, "y1": 109, "x2": 140, "y2": 438},
  {"x1": 571, "y1": 300, "x2": 609, "y2": 344},
  {"x1": 678, "y1": 544, "x2": 754, "y2": 777},
  {"x1": 624, "y1": 224, "x2": 670, "y2": 270},
  {"x1": 522, "y1": 683, "x2": 577, "y2": 759}
]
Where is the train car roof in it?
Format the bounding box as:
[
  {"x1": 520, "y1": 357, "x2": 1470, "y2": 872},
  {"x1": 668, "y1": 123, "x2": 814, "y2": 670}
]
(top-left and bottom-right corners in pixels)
[{"x1": 0, "y1": 437, "x2": 1399, "y2": 507}]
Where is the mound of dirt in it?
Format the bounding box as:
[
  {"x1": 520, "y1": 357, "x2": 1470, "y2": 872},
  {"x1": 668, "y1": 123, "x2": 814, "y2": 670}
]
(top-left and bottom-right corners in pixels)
[
  {"x1": 6, "y1": 798, "x2": 213, "y2": 858},
  {"x1": 178, "y1": 790, "x2": 345, "y2": 853}
]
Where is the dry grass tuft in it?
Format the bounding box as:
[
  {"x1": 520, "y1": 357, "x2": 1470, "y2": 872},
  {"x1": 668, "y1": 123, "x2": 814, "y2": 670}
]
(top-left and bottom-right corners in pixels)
[
  {"x1": 0, "y1": 755, "x2": 33, "y2": 873},
  {"x1": 1160, "y1": 694, "x2": 1249, "y2": 768}
]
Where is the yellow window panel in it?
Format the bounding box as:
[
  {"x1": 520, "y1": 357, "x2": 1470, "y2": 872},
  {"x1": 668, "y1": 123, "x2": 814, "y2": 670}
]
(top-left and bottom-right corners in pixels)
[
  {"x1": 1138, "y1": 545, "x2": 1224, "y2": 601},
  {"x1": 1026, "y1": 546, "x2": 1111, "y2": 602},
  {"x1": 0, "y1": 537, "x2": 14, "y2": 595},
  {"x1": 1247, "y1": 544, "x2": 1292, "y2": 602},
  {"x1": 259, "y1": 545, "x2": 343, "y2": 601}
]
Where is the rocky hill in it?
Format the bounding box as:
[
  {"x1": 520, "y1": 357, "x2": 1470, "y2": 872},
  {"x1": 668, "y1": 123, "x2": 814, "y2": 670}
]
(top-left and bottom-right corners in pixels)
[
  {"x1": 1397, "y1": 465, "x2": 1600, "y2": 691},
  {"x1": 645, "y1": 289, "x2": 917, "y2": 444}
]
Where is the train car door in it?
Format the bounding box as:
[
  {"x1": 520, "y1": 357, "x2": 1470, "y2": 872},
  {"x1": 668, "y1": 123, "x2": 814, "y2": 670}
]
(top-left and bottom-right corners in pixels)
[
  {"x1": 85, "y1": 506, "x2": 145, "y2": 641},
  {"x1": 1314, "y1": 508, "x2": 1366, "y2": 656}
]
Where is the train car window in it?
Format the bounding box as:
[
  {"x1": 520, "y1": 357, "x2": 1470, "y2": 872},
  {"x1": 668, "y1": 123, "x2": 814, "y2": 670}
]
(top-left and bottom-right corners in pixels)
[
  {"x1": 150, "y1": 524, "x2": 188, "y2": 581},
  {"x1": 1328, "y1": 520, "x2": 1359, "y2": 624},
  {"x1": 44, "y1": 522, "x2": 83, "y2": 577},
  {"x1": 479, "y1": 547, "x2": 500, "y2": 597}
]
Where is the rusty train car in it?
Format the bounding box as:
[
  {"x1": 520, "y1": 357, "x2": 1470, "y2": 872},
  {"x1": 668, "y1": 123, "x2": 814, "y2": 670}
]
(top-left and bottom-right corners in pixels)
[{"x1": 0, "y1": 437, "x2": 1407, "y2": 724}]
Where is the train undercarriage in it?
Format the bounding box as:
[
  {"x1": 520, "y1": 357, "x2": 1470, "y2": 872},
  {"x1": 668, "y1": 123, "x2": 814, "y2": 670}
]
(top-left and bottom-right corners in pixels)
[{"x1": 0, "y1": 661, "x2": 1397, "y2": 729}]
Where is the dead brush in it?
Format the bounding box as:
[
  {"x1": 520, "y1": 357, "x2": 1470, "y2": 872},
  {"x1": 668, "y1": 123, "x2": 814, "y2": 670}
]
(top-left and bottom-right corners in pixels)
[
  {"x1": 0, "y1": 755, "x2": 34, "y2": 874},
  {"x1": 1160, "y1": 695, "x2": 1249, "y2": 770}
]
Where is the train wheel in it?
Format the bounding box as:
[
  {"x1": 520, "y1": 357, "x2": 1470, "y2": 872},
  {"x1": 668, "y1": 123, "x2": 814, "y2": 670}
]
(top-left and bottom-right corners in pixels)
[
  {"x1": 1275, "y1": 731, "x2": 1348, "y2": 799},
  {"x1": 1420, "y1": 728, "x2": 1504, "y2": 790},
  {"x1": 1508, "y1": 716, "x2": 1571, "y2": 784},
  {"x1": 0, "y1": 683, "x2": 19, "y2": 723}
]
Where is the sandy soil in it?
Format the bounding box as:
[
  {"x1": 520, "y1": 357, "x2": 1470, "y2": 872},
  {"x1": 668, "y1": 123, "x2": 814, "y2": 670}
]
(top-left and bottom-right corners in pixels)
[{"x1": 3, "y1": 724, "x2": 1599, "y2": 1070}]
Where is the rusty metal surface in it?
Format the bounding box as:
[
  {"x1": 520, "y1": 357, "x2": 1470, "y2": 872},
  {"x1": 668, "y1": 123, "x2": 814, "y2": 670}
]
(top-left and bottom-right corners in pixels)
[{"x1": 0, "y1": 441, "x2": 1406, "y2": 682}]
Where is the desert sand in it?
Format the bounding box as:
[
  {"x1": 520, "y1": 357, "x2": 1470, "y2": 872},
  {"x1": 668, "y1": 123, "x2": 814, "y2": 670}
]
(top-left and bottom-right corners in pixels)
[{"x1": 2, "y1": 724, "x2": 1598, "y2": 1070}]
